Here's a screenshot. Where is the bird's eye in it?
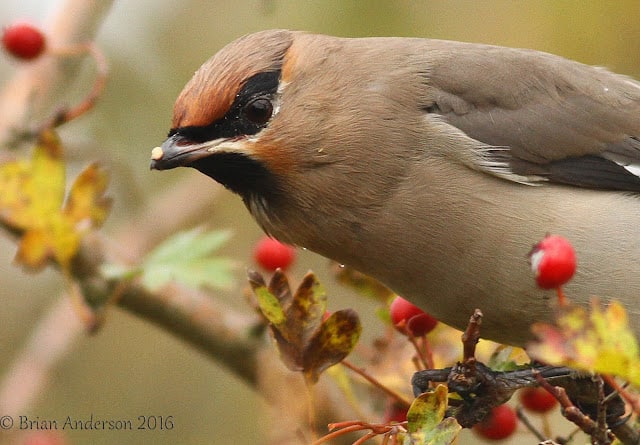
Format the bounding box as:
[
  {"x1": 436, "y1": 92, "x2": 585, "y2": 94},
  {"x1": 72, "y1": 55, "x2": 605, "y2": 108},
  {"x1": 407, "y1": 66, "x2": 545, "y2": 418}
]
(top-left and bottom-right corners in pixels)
[{"x1": 243, "y1": 98, "x2": 273, "y2": 125}]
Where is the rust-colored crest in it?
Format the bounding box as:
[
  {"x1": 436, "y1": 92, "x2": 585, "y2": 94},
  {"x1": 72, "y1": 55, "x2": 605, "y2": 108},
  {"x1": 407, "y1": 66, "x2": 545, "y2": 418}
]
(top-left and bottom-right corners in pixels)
[{"x1": 171, "y1": 30, "x2": 294, "y2": 129}]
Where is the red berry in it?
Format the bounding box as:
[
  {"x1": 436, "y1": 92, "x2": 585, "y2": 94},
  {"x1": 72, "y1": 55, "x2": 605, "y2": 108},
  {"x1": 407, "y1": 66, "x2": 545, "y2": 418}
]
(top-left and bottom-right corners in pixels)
[
  {"x1": 473, "y1": 404, "x2": 517, "y2": 441},
  {"x1": 2, "y1": 22, "x2": 46, "y2": 60},
  {"x1": 389, "y1": 296, "x2": 438, "y2": 336},
  {"x1": 519, "y1": 387, "x2": 558, "y2": 413},
  {"x1": 253, "y1": 236, "x2": 296, "y2": 271},
  {"x1": 529, "y1": 235, "x2": 576, "y2": 289}
]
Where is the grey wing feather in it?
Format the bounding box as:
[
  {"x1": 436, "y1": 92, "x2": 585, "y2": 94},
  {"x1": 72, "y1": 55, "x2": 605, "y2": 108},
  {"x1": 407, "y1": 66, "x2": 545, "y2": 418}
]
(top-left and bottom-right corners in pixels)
[{"x1": 424, "y1": 42, "x2": 640, "y2": 191}]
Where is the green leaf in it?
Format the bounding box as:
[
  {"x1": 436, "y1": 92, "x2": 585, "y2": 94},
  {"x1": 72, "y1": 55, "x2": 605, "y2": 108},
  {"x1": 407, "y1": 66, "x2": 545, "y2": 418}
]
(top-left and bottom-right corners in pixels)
[
  {"x1": 405, "y1": 385, "x2": 461, "y2": 445},
  {"x1": 100, "y1": 263, "x2": 140, "y2": 281},
  {"x1": 146, "y1": 228, "x2": 231, "y2": 264},
  {"x1": 407, "y1": 385, "x2": 447, "y2": 434},
  {"x1": 140, "y1": 228, "x2": 236, "y2": 291},
  {"x1": 487, "y1": 346, "x2": 520, "y2": 372},
  {"x1": 249, "y1": 271, "x2": 286, "y2": 327},
  {"x1": 422, "y1": 418, "x2": 462, "y2": 445}
]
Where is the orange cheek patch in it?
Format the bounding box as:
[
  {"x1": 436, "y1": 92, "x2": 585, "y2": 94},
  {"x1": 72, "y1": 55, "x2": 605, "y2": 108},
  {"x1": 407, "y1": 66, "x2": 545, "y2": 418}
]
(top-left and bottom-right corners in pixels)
[{"x1": 248, "y1": 138, "x2": 296, "y2": 178}]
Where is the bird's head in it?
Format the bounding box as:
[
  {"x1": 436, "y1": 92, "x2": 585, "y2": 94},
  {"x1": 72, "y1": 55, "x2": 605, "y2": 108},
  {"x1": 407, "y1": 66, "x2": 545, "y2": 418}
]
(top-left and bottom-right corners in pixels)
[
  {"x1": 151, "y1": 29, "x2": 428, "y2": 248},
  {"x1": 151, "y1": 30, "x2": 294, "y2": 199}
]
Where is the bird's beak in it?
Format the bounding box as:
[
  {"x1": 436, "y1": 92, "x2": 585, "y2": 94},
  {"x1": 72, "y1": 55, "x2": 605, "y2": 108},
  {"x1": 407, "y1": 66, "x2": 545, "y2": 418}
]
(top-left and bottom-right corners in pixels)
[{"x1": 150, "y1": 134, "x2": 240, "y2": 171}]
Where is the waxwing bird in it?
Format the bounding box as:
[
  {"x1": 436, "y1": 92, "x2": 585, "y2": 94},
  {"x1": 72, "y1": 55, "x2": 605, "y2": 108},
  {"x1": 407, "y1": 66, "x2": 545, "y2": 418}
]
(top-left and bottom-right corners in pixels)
[{"x1": 151, "y1": 29, "x2": 640, "y2": 346}]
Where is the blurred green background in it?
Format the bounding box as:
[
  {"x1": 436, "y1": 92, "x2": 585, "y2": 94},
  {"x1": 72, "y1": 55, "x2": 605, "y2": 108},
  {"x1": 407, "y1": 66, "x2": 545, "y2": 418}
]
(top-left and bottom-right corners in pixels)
[{"x1": 1, "y1": 1, "x2": 639, "y2": 444}]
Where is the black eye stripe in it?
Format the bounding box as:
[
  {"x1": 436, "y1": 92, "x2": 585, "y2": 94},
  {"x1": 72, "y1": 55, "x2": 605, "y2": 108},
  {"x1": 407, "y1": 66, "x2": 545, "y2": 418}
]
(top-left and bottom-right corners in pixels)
[
  {"x1": 236, "y1": 71, "x2": 280, "y2": 102},
  {"x1": 170, "y1": 70, "x2": 280, "y2": 143}
]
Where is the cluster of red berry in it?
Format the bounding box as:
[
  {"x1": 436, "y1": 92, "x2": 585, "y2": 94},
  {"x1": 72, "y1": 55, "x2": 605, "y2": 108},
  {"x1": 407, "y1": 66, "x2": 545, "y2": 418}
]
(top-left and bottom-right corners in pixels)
[
  {"x1": 250, "y1": 234, "x2": 572, "y2": 441},
  {"x1": 389, "y1": 296, "x2": 438, "y2": 337},
  {"x1": 473, "y1": 387, "x2": 558, "y2": 441}
]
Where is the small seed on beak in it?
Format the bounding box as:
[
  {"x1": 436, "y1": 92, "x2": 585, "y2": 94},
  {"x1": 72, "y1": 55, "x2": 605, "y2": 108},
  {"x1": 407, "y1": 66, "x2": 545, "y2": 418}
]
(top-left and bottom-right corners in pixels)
[{"x1": 151, "y1": 146, "x2": 164, "y2": 160}]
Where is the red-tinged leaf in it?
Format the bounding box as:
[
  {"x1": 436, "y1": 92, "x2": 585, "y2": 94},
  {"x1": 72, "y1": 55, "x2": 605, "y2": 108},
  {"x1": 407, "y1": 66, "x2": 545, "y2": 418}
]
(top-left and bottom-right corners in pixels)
[
  {"x1": 529, "y1": 299, "x2": 640, "y2": 387},
  {"x1": 303, "y1": 309, "x2": 361, "y2": 383},
  {"x1": 247, "y1": 268, "x2": 266, "y2": 290},
  {"x1": 248, "y1": 271, "x2": 361, "y2": 382},
  {"x1": 268, "y1": 269, "x2": 293, "y2": 309},
  {"x1": 271, "y1": 325, "x2": 304, "y2": 372},
  {"x1": 249, "y1": 270, "x2": 307, "y2": 371},
  {"x1": 284, "y1": 272, "x2": 326, "y2": 346}
]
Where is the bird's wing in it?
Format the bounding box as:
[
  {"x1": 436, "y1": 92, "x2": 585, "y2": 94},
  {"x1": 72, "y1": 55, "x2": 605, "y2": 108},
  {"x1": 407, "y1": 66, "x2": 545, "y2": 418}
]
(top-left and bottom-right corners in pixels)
[{"x1": 424, "y1": 43, "x2": 640, "y2": 191}]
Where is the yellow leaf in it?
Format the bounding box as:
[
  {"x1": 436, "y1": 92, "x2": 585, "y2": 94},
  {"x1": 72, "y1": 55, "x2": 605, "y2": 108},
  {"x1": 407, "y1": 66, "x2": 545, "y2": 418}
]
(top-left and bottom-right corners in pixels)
[
  {"x1": 49, "y1": 214, "x2": 81, "y2": 267},
  {"x1": 64, "y1": 163, "x2": 112, "y2": 227},
  {"x1": 407, "y1": 385, "x2": 461, "y2": 445},
  {"x1": 0, "y1": 130, "x2": 110, "y2": 271},
  {"x1": 15, "y1": 229, "x2": 49, "y2": 268},
  {"x1": 15, "y1": 214, "x2": 80, "y2": 269},
  {"x1": 30, "y1": 130, "x2": 66, "y2": 218},
  {"x1": 529, "y1": 300, "x2": 640, "y2": 386}
]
